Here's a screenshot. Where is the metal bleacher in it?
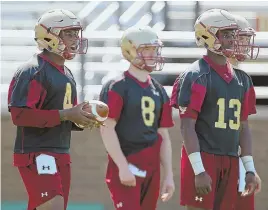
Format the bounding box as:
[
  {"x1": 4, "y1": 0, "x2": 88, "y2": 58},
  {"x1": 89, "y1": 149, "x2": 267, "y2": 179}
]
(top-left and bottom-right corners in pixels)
[{"x1": 1, "y1": 1, "x2": 268, "y2": 118}]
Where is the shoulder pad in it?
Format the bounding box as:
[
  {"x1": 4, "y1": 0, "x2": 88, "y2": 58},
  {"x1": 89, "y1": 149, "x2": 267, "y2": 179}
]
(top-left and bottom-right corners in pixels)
[
  {"x1": 233, "y1": 67, "x2": 251, "y2": 79},
  {"x1": 180, "y1": 59, "x2": 209, "y2": 83},
  {"x1": 13, "y1": 55, "x2": 46, "y2": 80},
  {"x1": 151, "y1": 77, "x2": 163, "y2": 89}
]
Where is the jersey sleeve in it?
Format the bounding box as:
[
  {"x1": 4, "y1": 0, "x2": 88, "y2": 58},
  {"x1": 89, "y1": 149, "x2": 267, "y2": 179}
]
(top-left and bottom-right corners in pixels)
[
  {"x1": 8, "y1": 68, "x2": 46, "y2": 109},
  {"x1": 99, "y1": 79, "x2": 124, "y2": 120},
  {"x1": 10, "y1": 107, "x2": 61, "y2": 128},
  {"x1": 170, "y1": 70, "x2": 207, "y2": 119},
  {"x1": 241, "y1": 74, "x2": 257, "y2": 121},
  {"x1": 159, "y1": 86, "x2": 174, "y2": 128},
  {"x1": 8, "y1": 67, "x2": 62, "y2": 128}
]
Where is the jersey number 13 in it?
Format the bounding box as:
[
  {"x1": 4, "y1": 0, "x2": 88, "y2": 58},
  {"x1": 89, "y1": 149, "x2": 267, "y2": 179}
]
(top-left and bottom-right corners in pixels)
[{"x1": 215, "y1": 98, "x2": 241, "y2": 130}]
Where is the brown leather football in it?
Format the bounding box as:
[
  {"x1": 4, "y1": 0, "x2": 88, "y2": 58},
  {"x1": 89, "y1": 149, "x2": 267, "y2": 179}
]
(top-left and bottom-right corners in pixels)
[{"x1": 82, "y1": 100, "x2": 109, "y2": 122}]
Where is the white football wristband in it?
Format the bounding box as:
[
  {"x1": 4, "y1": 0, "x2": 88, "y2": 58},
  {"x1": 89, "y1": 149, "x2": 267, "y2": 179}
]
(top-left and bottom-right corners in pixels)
[
  {"x1": 241, "y1": 156, "x2": 256, "y2": 173},
  {"x1": 188, "y1": 152, "x2": 205, "y2": 175}
]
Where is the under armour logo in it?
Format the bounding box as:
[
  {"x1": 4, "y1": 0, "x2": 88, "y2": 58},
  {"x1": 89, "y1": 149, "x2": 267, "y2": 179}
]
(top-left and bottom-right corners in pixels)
[
  {"x1": 152, "y1": 89, "x2": 160, "y2": 96},
  {"x1": 41, "y1": 192, "x2": 48, "y2": 197},
  {"x1": 73, "y1": 21, "x2": 80, "y2": 26},
  {"x1": 116, "y1": 202, "x2": 123, "y2": 208},
  {"x1": 42, "y1": 165, "x2": 50, "y2": 170},
  {"x1": 195, "y1": 196, "x2": 203, "y2": 202},
  {"x1": 150, "y1": 39, "x2": 161, "y2": 45},
  {"x1": 224, "y1": 74, "x2": 229, "y2": 78},
  {"x1": 179, "y1": 106, "x2": 187, "y2": 114}
]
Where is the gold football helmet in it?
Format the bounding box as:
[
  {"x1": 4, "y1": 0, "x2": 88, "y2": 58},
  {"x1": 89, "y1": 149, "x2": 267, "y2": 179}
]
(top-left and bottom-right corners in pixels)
[
  {"x1": 120, "y1": 26, "x2": 164, "y2": 72},
  {"x1": 195, "y1": 9, "x2": 239, "y2": 58},
  {"x1": 35, "y1": 9, "x2": 88, "y2": 60}
]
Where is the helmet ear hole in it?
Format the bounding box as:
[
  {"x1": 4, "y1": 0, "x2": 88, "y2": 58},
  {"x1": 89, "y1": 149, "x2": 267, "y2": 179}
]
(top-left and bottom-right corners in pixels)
[{"x1": 44, "y1": 38, "x2": 51, "y2": 42}]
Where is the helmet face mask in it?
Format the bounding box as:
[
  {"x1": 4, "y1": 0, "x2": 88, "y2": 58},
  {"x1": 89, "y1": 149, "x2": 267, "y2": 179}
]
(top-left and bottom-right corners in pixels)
[
  {"x1": 135, "y1": 43, "x2": 164, "y2": 72},
  {"x1": 231, "y1": 14, "x2": 260, "y2": 62},
  {"x1": 35, "y1": 9, "x2": 88, "y2": 60},
  {"x1": 121, "y1": 27, "x2": 165, "y2": 72},
  {"x1": 216, "y1": 28, "x2": 239, "y2": 58},
  {"x1": 59, "y1": 28, "x2": 88, "y2": 60},
  {"x1": 235, "y1": 28, "x2": 259, "y2": 61}
]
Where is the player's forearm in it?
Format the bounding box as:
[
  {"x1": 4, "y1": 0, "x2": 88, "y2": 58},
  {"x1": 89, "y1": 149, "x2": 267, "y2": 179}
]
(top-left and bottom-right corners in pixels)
[
  {"x1": 180, "y1": 118, "x2": 201, "y2": 154},
  {"x1": 158, "y1": 128, "x2": 173, "y2": 177},
  {"x1": 181, "y1": 118, "x2": 206, "y2": 175},
  {"x1": 10, "y1": 107, "x2": 61, "y2": 128},
  {"x1": 100, "y1": 119, "x2": 129, "y2": 170},
  {"x1": 240, "y1": 121, "x2": 256, "y2": 173},
  {"x1": 239, "y1": 121, "x2": 253, "y2": 156}
]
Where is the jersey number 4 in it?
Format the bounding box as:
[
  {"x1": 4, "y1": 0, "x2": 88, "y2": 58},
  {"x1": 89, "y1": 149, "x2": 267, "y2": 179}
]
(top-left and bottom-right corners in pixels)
[
  {"x1": 215, "y1": 98, "x2": 241, "y2": 130},
  {"x1": 141, "y1": 96, "x2": 155, "y2": 127}
]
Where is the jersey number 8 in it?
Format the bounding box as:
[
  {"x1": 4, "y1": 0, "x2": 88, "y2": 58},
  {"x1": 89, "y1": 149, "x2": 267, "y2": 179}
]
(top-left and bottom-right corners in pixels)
[{"x1": 141, "y1": 96, "x2": 155, "y2": 127}]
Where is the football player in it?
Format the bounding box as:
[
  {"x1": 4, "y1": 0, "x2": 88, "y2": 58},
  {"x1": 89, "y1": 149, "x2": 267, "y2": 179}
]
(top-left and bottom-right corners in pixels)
[
  {"x1": 99, "y1": 26, "x2": 175, "y2": 210},
  {"x1": 170, "y1": 9, "x2": 259, "y2": 210},
  {"x1": 8, "y1": 9, "x2": 97, "y2": 210},
  {"x1": 229, "y1": 14, "x2": 262, "y2": 210}
]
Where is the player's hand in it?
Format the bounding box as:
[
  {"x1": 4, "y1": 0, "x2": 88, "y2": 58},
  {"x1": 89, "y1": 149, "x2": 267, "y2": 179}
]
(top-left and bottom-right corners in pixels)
[
  {"x1": 195, "y1": 171, "x2": 212, "y2": 195},
  {"x1": 161, "y1": 175, "x2": 175, "y2": 202},
  {"x1": 242, "y1": 173, "x2": 258, "y2": 196},
  {"x1": 79, "y1": 113, "x2": 105, "y2": 130},
  {"x1": 61, "y1": 101, "x2": 93, "y2": 126},
  {"x1": 255, "y1": 173, "x2": 262, "y2": 194},
  {"x1": 118, "y1": 168, "x2": 136, "y2": 187}
]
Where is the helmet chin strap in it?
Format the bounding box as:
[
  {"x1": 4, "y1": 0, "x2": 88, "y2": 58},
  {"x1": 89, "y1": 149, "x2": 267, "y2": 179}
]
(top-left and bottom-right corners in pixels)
[
  {"x1": 208, "y1": 47, "x2": 235, "y2": 58},
  {"x1": 132, "y1": 60, "x2": 155, "y2": 72},
  {"x1": 143, "y1": 64, "x2": 156, "y2": 72},
  {"x1": 62, "y1": 51, "x2": 75, "y2": 60}
]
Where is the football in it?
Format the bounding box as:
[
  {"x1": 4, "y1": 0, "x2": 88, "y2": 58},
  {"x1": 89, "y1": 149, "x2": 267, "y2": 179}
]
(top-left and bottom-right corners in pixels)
[{"x1": 83, "y1": 100, "x2": 109, "y2": 122}]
